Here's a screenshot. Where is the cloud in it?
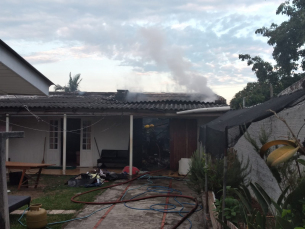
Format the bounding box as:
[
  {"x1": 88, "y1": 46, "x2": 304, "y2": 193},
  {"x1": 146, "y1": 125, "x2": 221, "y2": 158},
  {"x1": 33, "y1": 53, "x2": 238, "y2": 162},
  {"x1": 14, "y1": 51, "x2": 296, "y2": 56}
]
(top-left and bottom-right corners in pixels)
[
  {"x1": 23, "y1": 45, "x2": 102, "y2": 64},
  {"x1": 0, "y1": 0, "x2": 286, "y2": 99}
]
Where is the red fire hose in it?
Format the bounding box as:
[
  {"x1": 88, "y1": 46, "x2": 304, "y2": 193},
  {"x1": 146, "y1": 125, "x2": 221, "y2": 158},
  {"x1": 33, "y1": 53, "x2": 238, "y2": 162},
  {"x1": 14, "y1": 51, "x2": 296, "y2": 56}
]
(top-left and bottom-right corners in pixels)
[{"x1": 71, "y1": 169, "x2": 198, "y2": 228}]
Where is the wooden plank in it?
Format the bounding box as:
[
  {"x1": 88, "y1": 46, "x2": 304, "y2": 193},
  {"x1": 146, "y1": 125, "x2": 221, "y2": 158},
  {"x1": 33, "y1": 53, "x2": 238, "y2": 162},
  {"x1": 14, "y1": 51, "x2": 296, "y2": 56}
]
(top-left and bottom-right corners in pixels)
[
  {"x1": 6, "y1": 161, "x2": 54, "y2": 169},
  {"x1": 169, "y1": 119, "x2": 197, "y2": 170}
]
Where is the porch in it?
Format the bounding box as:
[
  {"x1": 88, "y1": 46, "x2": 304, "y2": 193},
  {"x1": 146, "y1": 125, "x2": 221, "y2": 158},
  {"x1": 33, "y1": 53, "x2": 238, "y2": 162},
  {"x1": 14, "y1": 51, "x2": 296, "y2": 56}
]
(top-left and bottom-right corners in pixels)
[{"x1": 24, "y1": 167, "x2": 181, "y2": 177}]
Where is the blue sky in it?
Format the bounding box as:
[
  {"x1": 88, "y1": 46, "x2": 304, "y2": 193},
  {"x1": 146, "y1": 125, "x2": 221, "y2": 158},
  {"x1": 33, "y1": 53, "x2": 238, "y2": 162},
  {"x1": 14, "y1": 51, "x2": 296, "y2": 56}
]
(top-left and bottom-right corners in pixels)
[{"x1": 1, "y1": 0, "x2": 286, "y2": 102}]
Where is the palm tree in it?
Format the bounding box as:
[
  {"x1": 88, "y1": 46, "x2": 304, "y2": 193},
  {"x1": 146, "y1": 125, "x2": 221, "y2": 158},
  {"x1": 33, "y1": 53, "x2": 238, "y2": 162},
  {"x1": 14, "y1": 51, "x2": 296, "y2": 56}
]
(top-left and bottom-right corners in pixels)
[{"x1": 54, "y1": 72, "x2": 82, "y2": 92}]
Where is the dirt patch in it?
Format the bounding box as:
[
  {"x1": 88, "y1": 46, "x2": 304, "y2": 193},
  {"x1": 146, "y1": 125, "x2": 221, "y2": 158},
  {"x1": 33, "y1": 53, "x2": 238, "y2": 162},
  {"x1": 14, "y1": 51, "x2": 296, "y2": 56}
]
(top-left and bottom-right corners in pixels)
[
  {"x1": 7, "y1": 174, "x2": 72, "y2": 201},
  {"x1": 8, "y1": 186, "x2": 46, "y2": 200}
]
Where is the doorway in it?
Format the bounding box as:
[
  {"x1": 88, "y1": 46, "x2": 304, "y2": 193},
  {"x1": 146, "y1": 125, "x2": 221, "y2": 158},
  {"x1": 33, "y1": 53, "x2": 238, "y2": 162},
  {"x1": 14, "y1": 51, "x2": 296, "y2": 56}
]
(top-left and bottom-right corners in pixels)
[
  {"x1": 169, "y1": 119, "x2": 197, "y2": 170},
  {"x1": 140, "y1": 118, "x2": 170, "y2": 170},
  {"x1": 61, "y1": 118, "x2": 81, "y2": 166}
]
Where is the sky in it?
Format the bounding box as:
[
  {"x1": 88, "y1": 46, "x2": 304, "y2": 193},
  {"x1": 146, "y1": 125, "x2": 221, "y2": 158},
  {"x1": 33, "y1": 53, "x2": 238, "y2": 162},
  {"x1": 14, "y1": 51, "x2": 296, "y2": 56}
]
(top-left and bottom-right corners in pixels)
[{"x1": 1, "y1": 0, "x2": 287, "y2": 103}]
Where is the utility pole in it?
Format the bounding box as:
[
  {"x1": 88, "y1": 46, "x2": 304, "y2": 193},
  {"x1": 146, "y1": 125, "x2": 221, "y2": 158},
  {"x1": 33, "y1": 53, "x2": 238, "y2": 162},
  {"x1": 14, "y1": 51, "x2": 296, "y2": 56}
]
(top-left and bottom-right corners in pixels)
[{"x1": 270, "y1": 83, "x2": 273, "y2": 98}]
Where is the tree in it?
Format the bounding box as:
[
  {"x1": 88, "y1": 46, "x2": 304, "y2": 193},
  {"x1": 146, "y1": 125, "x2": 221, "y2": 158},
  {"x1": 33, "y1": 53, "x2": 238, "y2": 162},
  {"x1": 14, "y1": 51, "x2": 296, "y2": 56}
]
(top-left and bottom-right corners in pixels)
[
  {"x1": 231, "y1": 0, "x2": 305, "y2": 109},
  {"x1": 54, "y1": 72, "x2": 82, "y2": 92},
  {"x1": 230, "y1": 82, "x2": 270, "y2": 109}
]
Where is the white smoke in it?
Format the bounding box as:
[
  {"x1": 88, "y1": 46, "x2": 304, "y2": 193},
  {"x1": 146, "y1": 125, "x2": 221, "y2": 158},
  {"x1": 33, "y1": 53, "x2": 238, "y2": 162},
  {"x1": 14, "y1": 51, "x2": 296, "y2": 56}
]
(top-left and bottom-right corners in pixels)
[{"x1": 138, "y1": 27, "x2": 216, "y2": 101}]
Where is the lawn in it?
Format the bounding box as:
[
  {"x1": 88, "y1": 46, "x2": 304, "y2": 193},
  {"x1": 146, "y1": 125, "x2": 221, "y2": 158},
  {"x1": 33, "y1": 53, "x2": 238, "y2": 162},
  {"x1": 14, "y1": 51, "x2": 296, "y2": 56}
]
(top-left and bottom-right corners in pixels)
[{"x1": 8, "y1": 175, "x2": 111, "y2": 229}]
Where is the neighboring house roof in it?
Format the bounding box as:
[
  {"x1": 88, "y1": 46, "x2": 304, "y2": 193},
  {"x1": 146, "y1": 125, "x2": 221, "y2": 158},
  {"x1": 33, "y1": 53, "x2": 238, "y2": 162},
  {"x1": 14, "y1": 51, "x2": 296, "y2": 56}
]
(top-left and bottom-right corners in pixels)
[
  {"x1": 278, "y1": 77, "x2": 305, "y2": 96},
  {"x1": 0, "y1": 91, "x2": 227, "y2": 114},
  {"x1": 0, "y1": 39, "x2": 53, "y2": 96}
]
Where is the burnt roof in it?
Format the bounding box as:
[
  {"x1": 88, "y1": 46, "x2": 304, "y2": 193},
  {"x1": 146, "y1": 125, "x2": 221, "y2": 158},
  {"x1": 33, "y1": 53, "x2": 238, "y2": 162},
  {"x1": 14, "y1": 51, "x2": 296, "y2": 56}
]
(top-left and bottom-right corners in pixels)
[{"x1": 0, "y1": 91, "x2": 227, "y2": 112}]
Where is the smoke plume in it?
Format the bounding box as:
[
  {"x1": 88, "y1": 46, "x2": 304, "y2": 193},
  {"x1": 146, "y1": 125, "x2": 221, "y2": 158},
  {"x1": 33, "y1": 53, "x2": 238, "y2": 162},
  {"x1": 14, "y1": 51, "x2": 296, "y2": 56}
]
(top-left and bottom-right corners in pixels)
[{"x1": 139, "y1": 27, "x2": 216, "y2": 101}]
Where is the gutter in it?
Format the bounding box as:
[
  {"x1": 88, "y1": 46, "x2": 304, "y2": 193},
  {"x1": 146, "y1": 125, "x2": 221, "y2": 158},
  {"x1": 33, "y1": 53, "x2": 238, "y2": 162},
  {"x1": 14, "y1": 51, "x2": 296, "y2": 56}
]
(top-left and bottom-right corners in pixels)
[{"x1": 176, "y1": 106, "x2": 230, "y2": 115}]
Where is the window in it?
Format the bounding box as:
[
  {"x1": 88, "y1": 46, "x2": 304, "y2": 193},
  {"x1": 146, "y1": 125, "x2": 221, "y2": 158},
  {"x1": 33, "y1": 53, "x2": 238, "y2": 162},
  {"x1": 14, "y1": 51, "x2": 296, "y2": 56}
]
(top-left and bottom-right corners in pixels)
[
  {"x1": 82, "y1": 120, "x2": 91, "y2": 150},
  {"x1": 49, "y1": 120, "x2": 59, "y2": 149}
]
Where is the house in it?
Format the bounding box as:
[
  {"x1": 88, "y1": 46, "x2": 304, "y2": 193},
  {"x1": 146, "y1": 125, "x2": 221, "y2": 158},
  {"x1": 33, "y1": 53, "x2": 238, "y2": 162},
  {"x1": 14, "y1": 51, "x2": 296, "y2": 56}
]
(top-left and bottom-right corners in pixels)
[
  {"x1": 0, "y1": 90, "x2": 228, "y2": 173},
  {"x1": 0, "y1": 39, "x2": 53, "y2": 229}
]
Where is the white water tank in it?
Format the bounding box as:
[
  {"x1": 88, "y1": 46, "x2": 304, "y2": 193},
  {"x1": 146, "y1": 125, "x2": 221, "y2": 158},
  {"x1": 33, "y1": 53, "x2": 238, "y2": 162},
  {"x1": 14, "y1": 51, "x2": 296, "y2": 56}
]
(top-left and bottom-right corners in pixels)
[{"x1": 178, "y1": 158, "x2": 191, "y2": 175}]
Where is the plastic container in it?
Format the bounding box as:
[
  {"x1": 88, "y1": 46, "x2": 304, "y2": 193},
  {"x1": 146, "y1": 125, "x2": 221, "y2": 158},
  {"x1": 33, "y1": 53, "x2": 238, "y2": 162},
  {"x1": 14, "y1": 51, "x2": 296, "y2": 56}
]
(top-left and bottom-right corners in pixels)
[
  {"x1": 178, "y1": 158, "x2": 191, "y2": 175},
  {"x1": 26, "y1": 204, "x2": 47, "y2": 229}
]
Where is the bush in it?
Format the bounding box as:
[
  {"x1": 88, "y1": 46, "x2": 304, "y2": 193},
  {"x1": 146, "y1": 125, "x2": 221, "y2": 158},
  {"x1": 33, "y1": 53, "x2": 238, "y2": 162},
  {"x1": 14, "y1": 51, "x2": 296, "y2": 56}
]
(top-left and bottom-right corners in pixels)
[
  {"x1": 208, "y1": 150, "x2": 250, "y2": 195},
  {"x1": 187, "y1": 149, "x2": 250, "y2": 195},
  {"x1": 187, "y1": 150, "x2": 206, "y2": 194}
]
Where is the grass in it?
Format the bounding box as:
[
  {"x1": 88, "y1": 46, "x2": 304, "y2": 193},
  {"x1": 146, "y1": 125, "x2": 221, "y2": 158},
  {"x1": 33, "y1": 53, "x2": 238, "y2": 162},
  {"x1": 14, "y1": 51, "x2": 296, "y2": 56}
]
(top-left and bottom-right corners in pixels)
[{"x1": 8, "y1": 175, "x2": 112, "y2": 228}]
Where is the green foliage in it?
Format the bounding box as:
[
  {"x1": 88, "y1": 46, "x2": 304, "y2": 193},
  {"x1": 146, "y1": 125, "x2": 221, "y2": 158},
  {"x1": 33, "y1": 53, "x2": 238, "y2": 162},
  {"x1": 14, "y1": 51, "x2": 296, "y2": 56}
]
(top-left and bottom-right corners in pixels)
[
  {"x1": 187, "y1": 150, "x2": 206, "y2": 194},
  {"x1": 207, "y1": 150, "x2": 250, "y2": 194},
  {"x1": 230, "y1": 82, "x2": 271, "y2": 109},
  {"x1": 187, "y1": 150, "x2": 250, "y2": 195},
  {"x1": 277, "y1": 156, "x2": 305, "y2": 192},
  {"x1": 231, "y1": 0, "x2": 305, "y2": 109},
  {"x1": 233, "y1": 181, "x2": 305, "y2": 229},
  {"x1": 259, "y1": 127, "x2": 272, "y2": 147},
  {"x1": 243, "y1": 125, "x2": 272, "y2": 156},
  {"x1": 8, "y1": 175, "x2": 111, "y2": 229},
  {"x1": 256, "y1": 0, "x2": 305, "y2": 76},
  {"x1": 214, "y1": 187, "x2": 242, "y2": 225},
  {"x1": 298, "y1": 159, "x2": 305, "y2": 166},
  {"x1": 54, "y1": 72, "x2": 82, "y2": 92}
]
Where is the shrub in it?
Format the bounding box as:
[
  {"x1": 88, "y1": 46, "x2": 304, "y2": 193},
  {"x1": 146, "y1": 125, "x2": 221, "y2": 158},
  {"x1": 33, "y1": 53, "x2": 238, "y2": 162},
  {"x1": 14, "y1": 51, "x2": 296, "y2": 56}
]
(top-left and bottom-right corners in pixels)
[
  {"x1": 187, "y1": 150, "x2": 206, "y2": 194},
  {"x1": 208, "y1": 150, "x2": 250, "y2": 195},
  {"x1": 187, "y1": 149, "x2": 250, "y2": 195}
]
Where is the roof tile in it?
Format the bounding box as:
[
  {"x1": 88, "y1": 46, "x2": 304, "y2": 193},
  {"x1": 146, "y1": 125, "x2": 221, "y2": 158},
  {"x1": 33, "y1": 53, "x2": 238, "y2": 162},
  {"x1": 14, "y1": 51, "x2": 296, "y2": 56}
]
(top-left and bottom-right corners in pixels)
[{"x1": 0, "y1": 92, "x2": 227, "y2": 112}]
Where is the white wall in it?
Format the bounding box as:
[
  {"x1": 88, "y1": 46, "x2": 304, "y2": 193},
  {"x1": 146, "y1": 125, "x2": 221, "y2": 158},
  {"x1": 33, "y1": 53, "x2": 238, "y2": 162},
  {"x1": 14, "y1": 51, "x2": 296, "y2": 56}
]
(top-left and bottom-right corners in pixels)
[
  {"x1": 234, "y1": 100, "x2": 305, "y2": 200},
  {"x1": 8, "y1": 115, "x2": 219, "y2": 167},
  {"x1": 80, "y1": 116, "x2": 130, "y2": 167},
  {"x1": 8, "y1": 117, "x2": 59, "y2": 164},
  {"x1": 8, "y1": 116, "x2": 130, "y2": 167}
]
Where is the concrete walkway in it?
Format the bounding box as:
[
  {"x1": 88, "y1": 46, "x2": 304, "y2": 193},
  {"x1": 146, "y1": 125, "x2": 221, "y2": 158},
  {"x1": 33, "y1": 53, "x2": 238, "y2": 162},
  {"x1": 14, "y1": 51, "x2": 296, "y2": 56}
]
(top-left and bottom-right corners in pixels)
[{"x1": 65, "y1": 178, "x2": 204, "y2": 229}]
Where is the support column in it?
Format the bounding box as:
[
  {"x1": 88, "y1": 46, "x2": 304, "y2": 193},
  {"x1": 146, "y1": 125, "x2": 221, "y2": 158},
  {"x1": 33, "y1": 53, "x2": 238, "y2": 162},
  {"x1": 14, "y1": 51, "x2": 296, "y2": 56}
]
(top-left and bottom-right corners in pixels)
[
  {"x1": 204, "y1": 145, "x2": 208, "y2": 214},
  {"x1": 0, "y1": 131, "x2": 24, "y2": 229},
  {"x1": 63, "y1": 114, "x2": 67, "y2": 175},
  {"x1": 222, "y1": 126, "x2": 228, "y2": 225},
  {"x1": 5, "y1": 114, "x2": 9, "y2": 161},
  {"x1": 129, "y1": 115, "x2": 133, "y2": 175}
]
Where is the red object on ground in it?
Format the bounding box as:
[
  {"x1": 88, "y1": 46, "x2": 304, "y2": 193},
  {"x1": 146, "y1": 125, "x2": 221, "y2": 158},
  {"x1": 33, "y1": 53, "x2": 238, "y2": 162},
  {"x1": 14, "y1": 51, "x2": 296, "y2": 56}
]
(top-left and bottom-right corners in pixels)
[{"x1": 122, "y1": 166, "x2": 140, "y2": 175}]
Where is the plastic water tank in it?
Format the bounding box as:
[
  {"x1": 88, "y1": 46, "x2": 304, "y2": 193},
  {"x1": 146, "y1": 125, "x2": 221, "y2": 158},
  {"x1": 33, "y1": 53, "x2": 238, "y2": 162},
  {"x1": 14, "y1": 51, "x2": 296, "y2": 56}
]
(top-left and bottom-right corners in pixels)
[{"x1": 178, "y1": 158, "x2": 191, "y2": 175}]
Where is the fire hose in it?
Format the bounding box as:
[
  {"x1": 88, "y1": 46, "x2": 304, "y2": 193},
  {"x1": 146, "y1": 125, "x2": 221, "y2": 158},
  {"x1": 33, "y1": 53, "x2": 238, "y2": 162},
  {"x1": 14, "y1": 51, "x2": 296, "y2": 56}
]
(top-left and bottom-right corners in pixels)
[{"x1": 70, "y1": 169, "x2": 199, "y2": 229}]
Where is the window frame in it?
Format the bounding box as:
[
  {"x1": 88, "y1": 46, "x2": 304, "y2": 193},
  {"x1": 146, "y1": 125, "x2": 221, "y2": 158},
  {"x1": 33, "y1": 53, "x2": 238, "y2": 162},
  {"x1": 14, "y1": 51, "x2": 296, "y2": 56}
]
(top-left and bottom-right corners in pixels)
[
  {"x1": 49, "y1": 119, "x2": 59, "y2": 150},
  {"x1": 82, "y1": 120, "x2": 92, "y2": 150}
]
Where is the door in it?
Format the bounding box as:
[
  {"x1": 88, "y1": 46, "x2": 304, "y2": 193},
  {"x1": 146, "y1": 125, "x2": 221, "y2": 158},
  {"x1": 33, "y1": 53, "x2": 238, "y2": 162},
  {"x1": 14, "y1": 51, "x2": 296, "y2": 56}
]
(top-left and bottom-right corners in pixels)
[
  {"x1": 133, "y1": 118, "x2": 143, "y2": 168},
  {"x1": 169, "y1": 119, "x2": 197, "y2": 170},
  {"x1": 61, "y1": 118, "x2": 81, "y2": 166}
]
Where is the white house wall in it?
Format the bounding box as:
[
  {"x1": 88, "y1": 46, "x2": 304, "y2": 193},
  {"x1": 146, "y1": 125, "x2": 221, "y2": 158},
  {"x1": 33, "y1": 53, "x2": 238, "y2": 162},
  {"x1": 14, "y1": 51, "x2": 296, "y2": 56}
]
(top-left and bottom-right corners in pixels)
[
  {"x1": 234, "y1": 100, "x2": 305, "y2": 201},
  {"x1": 8, "y1": 117, "x2": 53, "y2": 164},
  {"x1": 81, "y1": 116, "x2": 130, "y2": 167},
  {"x1": 7, "y1": 115, "x2": 220, "y2": 167}
]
